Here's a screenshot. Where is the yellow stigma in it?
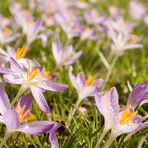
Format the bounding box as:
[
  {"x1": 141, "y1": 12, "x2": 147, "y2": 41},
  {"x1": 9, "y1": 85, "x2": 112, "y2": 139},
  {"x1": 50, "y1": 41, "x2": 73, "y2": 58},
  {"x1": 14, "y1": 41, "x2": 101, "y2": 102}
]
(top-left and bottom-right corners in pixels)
[
  {"x1": 84, "y1": 76, "x2": 96, "y2": 87},
  {"x1": 63, "y1": 55, "x2": 70, "y2": 62},
  {"x1": 15, "y1": 103, "x2": 35, "y2": 123},
  {"x1": 119, "y1": 105, "x2": 137, "y2": 125},
  {"x1": 40, "y1": 70, "x2": 51, "y2": 79},
  {"x1": 4, "y1": 27, "x2": 12, "y2": 36},
  {"x1": 27, "y1": 67, "x2": 39, "y2": 80},
  {"x1": 130, "y1": 36, "x2": 138, "y2": 44},
  {"x1": 16, "y1": 47, "x2": 26, "y2": 60}
]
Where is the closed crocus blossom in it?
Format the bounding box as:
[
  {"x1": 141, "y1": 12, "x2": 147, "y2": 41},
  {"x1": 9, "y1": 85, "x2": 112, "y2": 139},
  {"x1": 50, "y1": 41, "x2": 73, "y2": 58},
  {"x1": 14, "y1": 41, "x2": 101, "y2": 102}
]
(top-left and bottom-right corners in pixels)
[
  {"x1": 52, "y1": 39, "x2": 83, "y2": 67},
  {"x1": 95, "y1": 82, "x2": 148, "y2": 148},
  {"x1": 0, "y1": 58, "x2": 68, "y2": 112},
  {"x1": 0, "y1": 47, "x2": 38, "y2": 67},
  {"x1": 0, "y1": 85, "x2": 61, "y2": 148}
]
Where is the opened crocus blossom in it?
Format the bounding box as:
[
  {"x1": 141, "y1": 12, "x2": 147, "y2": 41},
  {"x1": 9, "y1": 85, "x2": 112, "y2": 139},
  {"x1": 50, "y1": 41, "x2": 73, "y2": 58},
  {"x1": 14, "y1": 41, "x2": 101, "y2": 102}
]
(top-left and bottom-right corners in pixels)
[
  {"x1": 129, "y1": 0, "x2": 148, "y2": 24},
  {"x1": 67, "y1": 67, "x2": 103, "y2": 125},
  {"x1": 0, "y1": 47, "x2": 38, "y2": 67},
  {"x1": 95, "y1": 81, "x2": 148, "y2": 148},
  {"x1": 69, "y1": 67, "x2": 103, "y2": 100},
  {"x1": 0, "y1": 84, "x2": 61, "y2": 148},
  {"x1": 10, "y1": 3, "x2": 51, "y2": 47},
  {"x1": 52, "y1": 39, "x2": 83, "y2": 67},
  {"x1": 0, "y1": 58, "x2": 68, "y2": 112}
]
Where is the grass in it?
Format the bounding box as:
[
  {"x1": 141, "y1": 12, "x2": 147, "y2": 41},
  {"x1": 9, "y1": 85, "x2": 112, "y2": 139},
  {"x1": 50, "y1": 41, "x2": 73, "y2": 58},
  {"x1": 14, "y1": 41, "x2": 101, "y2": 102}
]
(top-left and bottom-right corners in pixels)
[{"x1": 0, "y1": 0, "x2": 148, "y2": 147}]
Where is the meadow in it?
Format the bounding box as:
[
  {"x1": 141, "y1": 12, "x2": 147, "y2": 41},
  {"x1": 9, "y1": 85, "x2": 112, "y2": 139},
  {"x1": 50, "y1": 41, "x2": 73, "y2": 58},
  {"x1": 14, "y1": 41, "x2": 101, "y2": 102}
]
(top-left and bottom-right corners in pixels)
[{"x1": 0, "y1": 0, "x2": 147, "y2": 148}]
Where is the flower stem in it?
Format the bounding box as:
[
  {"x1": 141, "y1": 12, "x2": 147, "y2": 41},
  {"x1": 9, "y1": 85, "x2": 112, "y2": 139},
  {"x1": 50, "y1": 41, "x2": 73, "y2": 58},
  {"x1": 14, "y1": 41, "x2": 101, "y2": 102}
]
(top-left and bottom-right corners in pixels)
[
  {"x1": 11, "y1": 85, "x2": 28, "y2": 106},
  {"x1": 0, "y1": 130, "x2": 11, "y2": 148},
  {"x1": 67, "y1": 99, "x2": 81, "y2": 127},
  {"x1": 102, "y1": 55, "x2": 119, "y2": 90},
  {"x1": 95, "y1": 128, "x2": 109, "y2": 148},
  {"x1": 104, "y1": 132, "x2": 117, "y2": 148}
]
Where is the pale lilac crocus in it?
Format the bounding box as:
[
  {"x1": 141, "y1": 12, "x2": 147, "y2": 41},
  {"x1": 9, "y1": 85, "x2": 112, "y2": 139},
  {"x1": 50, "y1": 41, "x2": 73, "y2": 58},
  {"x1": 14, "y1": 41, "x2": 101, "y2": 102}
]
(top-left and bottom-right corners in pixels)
[
  {"x1": 54, "y1": 9, "x2": 84, "y2": 39},
  {"x1": 10, "y1": 3, "x2": 51, "y2": 47},
  {"x1": 0, "y1": 47, "x2": 38, "y2": 67},
  {"x1": 67, "y1": 67, "x2": 103, "y2": 125},
  {"x1": 0, "y1": 27, "x2": 19, "y2": 45},
  {"x1": 84, "y1": 9, "x2": 106, "y2": 25},
  {"x1": 81, "y1": 27, "x2": 100, "y2": 41},
  {"x1": 95, "y1": 81, "x2": 148, "y2": 148},
  {"x1": 52, "y1": 39, "x2": 82, "y2": 67},
  {"x1": 69, "y1": 67, "x2": 104, "y2": 101},
  {"x1": 129, "y1": 0, "x2": 148, "y2": 23},
  {"x1": 0, "y1": 58, "x2": 68, "y2": 112},
  {"x1": 106, "y1": 17, "x2": 143, "y2": 55},
  {"x1": 0, "y1": 85, "x2": 61, "y2": 148}
]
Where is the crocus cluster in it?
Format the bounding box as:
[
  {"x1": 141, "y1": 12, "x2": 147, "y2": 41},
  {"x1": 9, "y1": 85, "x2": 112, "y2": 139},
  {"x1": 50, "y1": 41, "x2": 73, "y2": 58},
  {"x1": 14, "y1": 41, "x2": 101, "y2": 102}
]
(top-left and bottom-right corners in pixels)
[{"x1": 0, "y1": 0, "x2": 147, "y2": 147}]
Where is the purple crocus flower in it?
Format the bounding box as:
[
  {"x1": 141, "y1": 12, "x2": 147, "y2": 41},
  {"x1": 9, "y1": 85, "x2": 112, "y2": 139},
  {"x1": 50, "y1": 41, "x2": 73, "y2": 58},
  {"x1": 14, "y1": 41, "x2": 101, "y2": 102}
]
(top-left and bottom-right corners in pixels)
[
  {"x1": 0, "y1": 84, "x2": 61, "y2": 148},
  {"x1": 0, "y1": 27, "x2": 19, "y2": 45},
  {"x1": 54, "y1": 10, "x2": 84, "y2": 39},
  {"x1": 95, "y1": 82, "x2": 148, "y2": 147},
  {"x1": 0, "y1": 58, "x2": 68, "y2": 113},
  {"x1": 127, "y1": 81, "x2": 148, "y2": 108},
  {"x1": 81, "y1": 27, "x2": 100, "y2": 41},
  {"x1": 10, "y1": 3, "x2": 51, "y2": 47},
  {"x1": 129, "y1": 0, "x2": 148, "y2": 22},
  {"x1": 69, "y1": 67, "x2": 103, "y2": 100},
  {"x1": 52, "y1": 39, "x2": 83, "y2": 67},
  {"x1": 0, "y1": 46, "x2": 38, "y2": 67}
]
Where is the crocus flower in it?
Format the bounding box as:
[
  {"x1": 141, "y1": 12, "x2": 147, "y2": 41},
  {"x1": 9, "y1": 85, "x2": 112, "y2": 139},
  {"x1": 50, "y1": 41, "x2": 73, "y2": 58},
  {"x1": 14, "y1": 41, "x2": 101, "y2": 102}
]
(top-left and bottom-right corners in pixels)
[
  {"x1": 52, "y1": 39, "x2": 83, "y2": 67},
  {"x1": 67, "y1": 67, "x2": 103, "y2": 125},
  {"x1": 109, "y1": 32, "x2": 143, "y2": 56},
  {"x1": 95, "y1": 81, "x2": 148, "y2": 148},
  {"x1": 84, "y1": 9, "x2": 106, "y2": 25},
  {"x1": 69, "y1": 67, "x2": 103, "y2": 100},
  {"x1": 0, "y1": 84, "x2": 61, "y2": 148},
  {"x1": 54, "y1": 10, "x2": 84, "y2": 39},
  {"x1": 0, "y1": 27, "x2": 19, "y2": 45},
  {"x1": 129, "y1": 0, "x2": 148, "y2": 23},
  {"x1": 10, "y1": 3, "x2": 51, "y2": 47},
  {"x1": 81, "y1": 27, "x2": 100, "y2": 41},
  {"x1": 0, "y1": 47, "x2": 38, "y2": 67},
  {"x1": 0, "y1": 58, "x2": 68, "y2": 112}
]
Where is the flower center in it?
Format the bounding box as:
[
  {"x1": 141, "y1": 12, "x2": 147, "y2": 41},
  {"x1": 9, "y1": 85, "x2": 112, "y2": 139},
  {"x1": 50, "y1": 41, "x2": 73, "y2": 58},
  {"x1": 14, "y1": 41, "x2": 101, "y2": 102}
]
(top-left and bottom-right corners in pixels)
[
  {"x1": 27, "y1": 67, "x2": 39, "y2": 80},
  {"x1": 4, "y1": 27, "x2": 12, "y2": 36},
  {"x1": 16, "y1": 47, "x2": 26, "y2": 60},
  {"x1": 84, "y1": 76, "x2": 96, "y2": 87},
  {"x1": 15, "y1": 103, "x2": 35, "y2": 123},
  {"x1": 63, "y1": 55, "x2": 70, "y2": 62},
  {"x1": 39, "y1": 70, "x2": 52, "y2": 80},
  {"x1": 119, "y1": 105, "x2": 137, "y2": 125}
]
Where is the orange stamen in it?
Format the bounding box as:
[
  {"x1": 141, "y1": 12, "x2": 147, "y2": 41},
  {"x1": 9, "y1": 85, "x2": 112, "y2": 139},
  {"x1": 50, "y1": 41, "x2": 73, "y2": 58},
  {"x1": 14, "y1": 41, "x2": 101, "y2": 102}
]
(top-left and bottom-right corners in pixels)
[
  {"x1": 27, "y1": 67, "x2": 39, "y2": 80},
  {"x1": 16, "y1": 47, "x2": 26, "y2": 60},
  {"x1": 119, "y1": 105, "x2": 137, "y2": 125},
  {"x1": 84, "y1": 76, "x2": 96, "y2": 87}
]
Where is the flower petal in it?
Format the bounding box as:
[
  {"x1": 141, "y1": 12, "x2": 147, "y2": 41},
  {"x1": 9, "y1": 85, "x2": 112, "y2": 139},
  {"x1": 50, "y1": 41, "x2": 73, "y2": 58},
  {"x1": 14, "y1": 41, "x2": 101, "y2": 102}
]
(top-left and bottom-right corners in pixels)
[
  {"x1": 4, "y1": 73, "x2": 23, "y2": 84},
  {"x1": 48, "y1": 122, "x2": 61, "y2": 148},
  {"x1": 39, "y1": 80, "x2": 69, "y2": 92},
  {"x1": 17, "y1": 121, "x2": 55, "y2": 135},
  {"x1": 95, "y1": 87, "x2": 119, "y2": 128},
  {"x1": 10, "y1": 57, "x2": 25, "y2": 74},
  {"x1": 127, "y1": 81, "x2": 148, "y2": 108},
  {"x1": 31, "y1": 86, "x2": 50, "y2": 113},
  {"x1": 3, "y1": 109, "x2": 20, "y2": 130},
  {"x1": 0, "y1": 84, "x2": 10, "y2": 115},
  {"x1": 119, "y1": 115, "x2": 142, "y2": 134},
  {"x1": 16, "y1": 94, "x2": 32, "y2": 117}
]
